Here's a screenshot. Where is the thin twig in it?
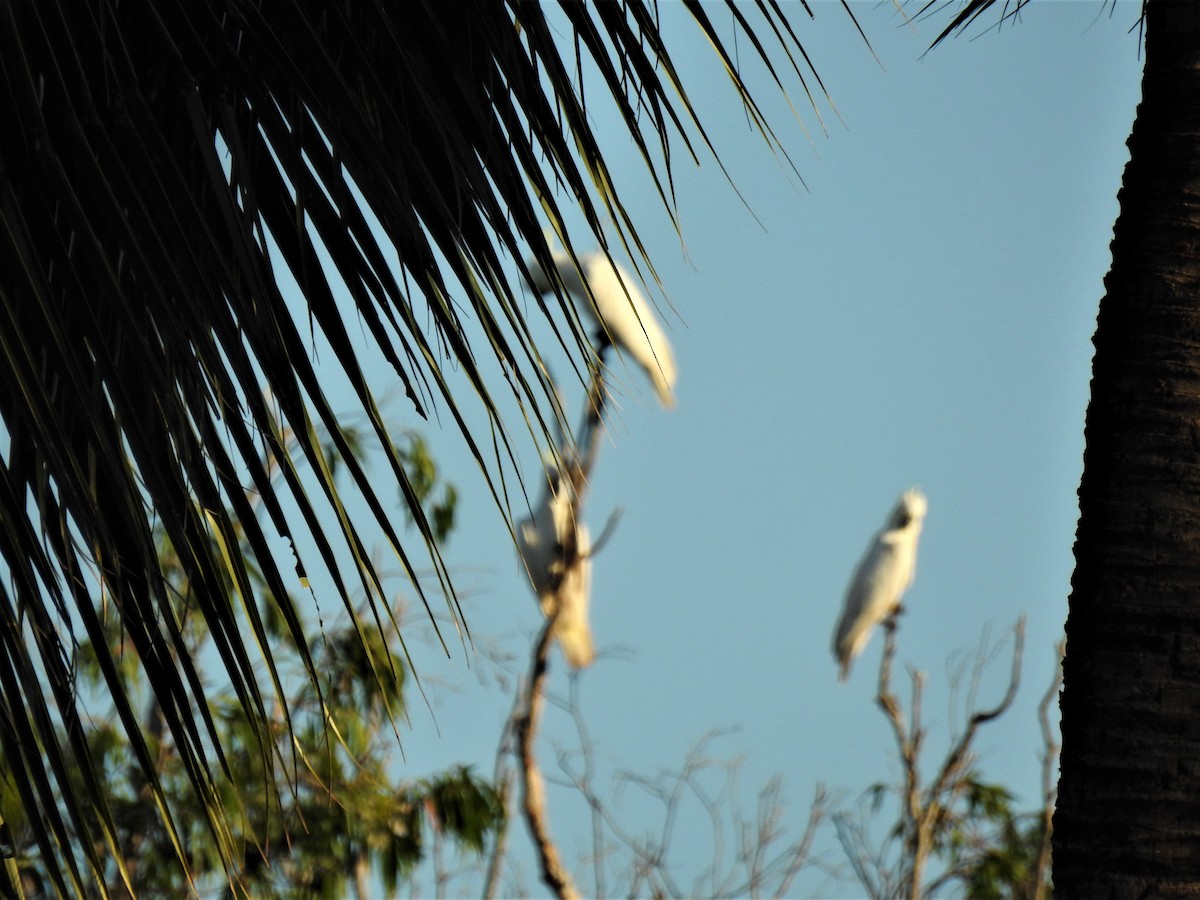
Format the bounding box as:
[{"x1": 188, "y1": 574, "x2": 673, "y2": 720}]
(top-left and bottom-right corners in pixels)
[
  {"x1": 482, "y1": 770, "x2": 512, "y2": 900},
  {"x1": 1033, "y1": 640, "x2": 1064, "y2": 900},
  {"x1": 483, "y1": 666, "x2": 527, "y2": 900},
  {"x1": 773, "y1": 786, "x2": 828, "y2": 899},
  {"x1": 833, "y1": 812, "x2": 884, "y2": 900},
  {"x1": 930, "y1": 617, "x2": 1025, "y2": 804},
  {"x1": 588, "y1": 508, "x2": 624, "y2": 558},
  {"x1": 565, "y1": 676, "x2": 607, "y2": 899}
]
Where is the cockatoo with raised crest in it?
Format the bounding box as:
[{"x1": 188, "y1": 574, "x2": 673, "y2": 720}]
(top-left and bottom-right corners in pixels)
[
  {"x1": 832, "y1": 488, "x2": 927, "y2": 681},
  {"x1": 525, "y1": 248, "x2": 677, "y2": 408},
  {"x1": 516, "y1": 458, "x2": 595, "y2": 669}
]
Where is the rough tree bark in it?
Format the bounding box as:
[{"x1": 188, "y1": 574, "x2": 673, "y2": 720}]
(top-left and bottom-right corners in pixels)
[{"x1": 1056, "y1": 3, "x2": 1200, "y2": 895}]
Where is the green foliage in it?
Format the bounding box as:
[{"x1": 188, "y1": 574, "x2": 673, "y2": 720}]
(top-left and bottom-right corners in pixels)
[
  {"x1": 950, "y1": 778, "x2": 1049, "y2": 900},
  {"x1": 395, "y1": 433, "x2": 459, "y2": 547},
  {"x1": 424, "y1": 766, "x2": 504, "y2": 855},
  {"x1": 860, "y1": 772, "x2": 1050, "y2": 898},
  {"x1": 0, "y1": 433, "x2": 501, "y2": 896}
]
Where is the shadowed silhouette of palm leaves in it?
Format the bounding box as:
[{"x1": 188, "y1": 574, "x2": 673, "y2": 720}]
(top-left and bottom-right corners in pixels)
[{"x1": 0, "y1": 0, "x2": 873, "y2": 892}]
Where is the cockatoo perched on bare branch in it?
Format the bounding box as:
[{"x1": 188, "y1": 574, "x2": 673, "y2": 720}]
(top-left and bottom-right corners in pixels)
[
  {"x1": 525, "y1": 248, "x2": 677, "y2": 408},
  {"x1": 516, "y1": 458, "x2": 595, "y2": 669},
  {"x1": 832, "y1": 488, "x2": 927, "y2": 682}
]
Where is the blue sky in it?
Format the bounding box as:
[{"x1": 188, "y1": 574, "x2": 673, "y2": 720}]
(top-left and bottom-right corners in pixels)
[{"x1": 309, "y1": 2, "x2": 1146, "y2": 894}]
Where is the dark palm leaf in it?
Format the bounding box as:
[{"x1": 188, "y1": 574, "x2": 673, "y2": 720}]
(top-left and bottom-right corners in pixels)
[
  {"x1": 917, "y1": 0, "x2": 1144, "y2": 49},
  {"x1": 0, "y1": 0, "x2": 834, "y2": 890}
]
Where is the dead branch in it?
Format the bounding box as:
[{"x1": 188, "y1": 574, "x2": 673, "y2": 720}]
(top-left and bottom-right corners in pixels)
[
  {"x1": 515, "y1": 616, "x2": 580, "y2": 900},
  {"x1": 507, "y1": 365, "x2": 611, "y2": 900},
  {"x1": 587, "y1": 508, "x2": 624, "y2": 559},
  {"x1": 564, "y1": 676, "x2": 608, "y2": 898},
  {"x1": 870, "y1": 614, "x2": 1027, "y2": 900},
  {"x1": 877, "y1": 613, "x2": 916, "y2": 772},
  {"x1": 482, "y1": 653, "x2": 527, "y2": 900},
  {"x1": 876, "y1": 611, "x2": 927, "y2": 898},
  {"x1": 929, "y1": 617, "x2": 1025, "y2": 805},
  {"x1": 833, "y1": 811, "x2": 887, "y2": 900},
  {"x1": 547, "y1": 708, "x2": 823, "y2": 899},
  {"x1": 482, "y1": 770, "x2": 513, "y2": 900}
]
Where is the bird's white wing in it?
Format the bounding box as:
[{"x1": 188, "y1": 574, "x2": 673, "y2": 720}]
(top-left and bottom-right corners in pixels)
[
  {"x1": 579, "y1": 253, "x2": 676, "y2": 407},
  {"x1": 550, "y1": 522, "x2": 595, "y2": 669},
  {"x1": 525, "y1": 249, "x2": 676, "y2": 407},
  {"x1": 833, "y1": 539, "x2": 909, "y2": 680},
  {"x1": 832, "y1": 489, "x2": 926, "y2": 681}
]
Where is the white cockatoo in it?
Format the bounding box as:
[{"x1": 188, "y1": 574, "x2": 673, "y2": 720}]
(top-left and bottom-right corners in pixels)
[
  {"x1": 525, "y1": 248, "x2": 677, "y2": 408},
  {"x1": 832, "y1": 488, "x2": 928, "y2": 682},
  {"x1": 516, "y1": 459, "x2": 595, "y2": 669}
]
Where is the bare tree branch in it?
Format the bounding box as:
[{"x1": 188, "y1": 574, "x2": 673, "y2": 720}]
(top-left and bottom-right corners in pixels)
[
  {"x1": 857, "y1": 613, "x2": 1028, "y2": 899},
  {"x1": 833, "y1": 811, "x2": 886, "y2": 900},
  {"x1": 928, "y1": 618, "x2": 1025, "y2": 808},
  {"x1": 509, "y1": 363, "x2": 610, "y2": 900},
  {"x1": 506, "y1": 354, "x2": 824, "y2": 898},
  {"x1": 772, "y1": 786, "x2": 827, "y2": 900},
  {"x1": 482, "y1": 769, "x2": 513, "y2": 900},
  {"x1": 516, "y1": 618, "x2": 581, "y2": 900},
  {"x1": 564, "y1": 676, "x2": 608, "y2": 899},
  {"x1": 483, "y1": 652, "x2": 528, "y2": 900}
]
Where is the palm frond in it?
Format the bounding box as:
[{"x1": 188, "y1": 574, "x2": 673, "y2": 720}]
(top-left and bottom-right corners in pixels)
[{"x1": 0, "y1": 0, "x2": 843, "y2": 890}]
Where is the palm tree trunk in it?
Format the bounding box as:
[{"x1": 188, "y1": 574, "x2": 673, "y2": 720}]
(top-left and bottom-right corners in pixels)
[{"x1": 1056, "y1": 2, "x2": 1200, "y2": 894}]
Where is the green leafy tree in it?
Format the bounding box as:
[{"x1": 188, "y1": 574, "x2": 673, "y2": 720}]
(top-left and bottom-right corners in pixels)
[
  {"x1": 0, "y1": 430, "x2": 500, "y2": 898},
  {"x1": 951, "y1": 780, "x2": 1049, "y2": 900}
]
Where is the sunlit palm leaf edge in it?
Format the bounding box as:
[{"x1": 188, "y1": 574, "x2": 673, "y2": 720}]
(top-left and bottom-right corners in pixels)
[{"x1": 0, "y1": 0, "x2": 844, "y2": 893}]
